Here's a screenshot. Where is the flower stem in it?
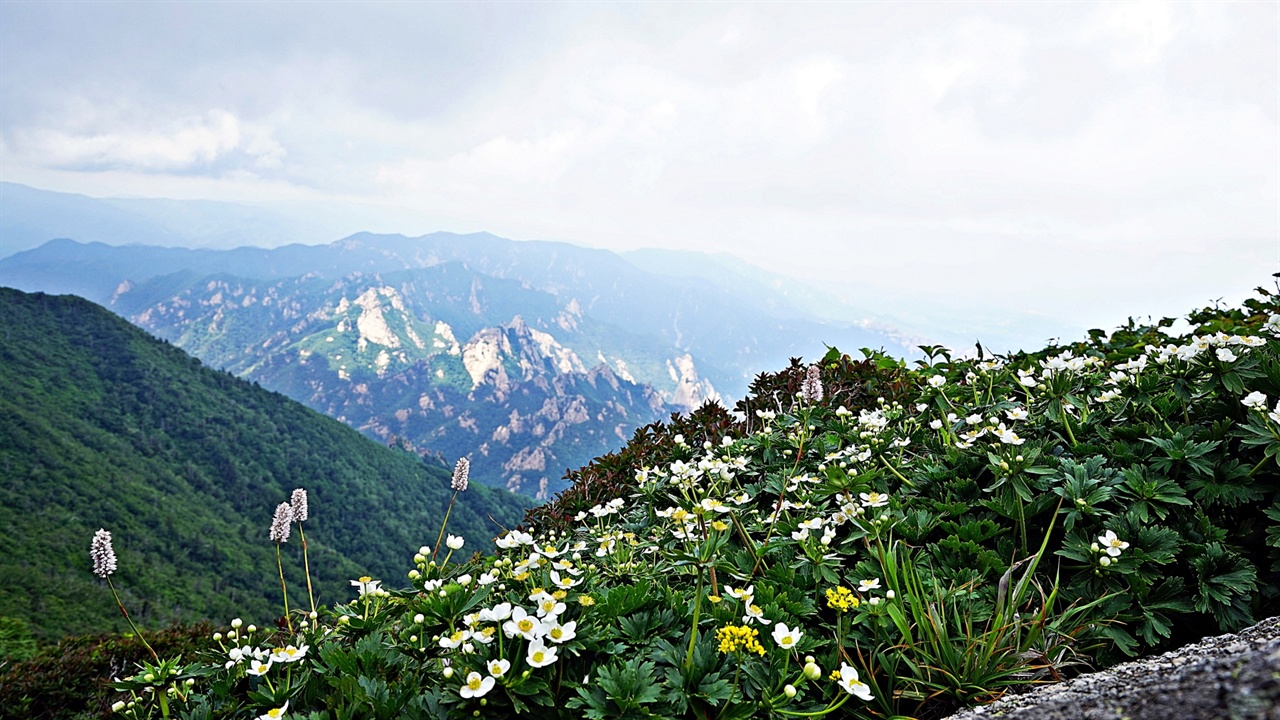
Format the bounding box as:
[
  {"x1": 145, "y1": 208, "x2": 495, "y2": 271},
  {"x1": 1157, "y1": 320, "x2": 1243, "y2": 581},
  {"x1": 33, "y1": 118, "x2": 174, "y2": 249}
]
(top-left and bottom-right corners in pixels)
[
  {"x1": 685, "y1": 571, "x2": 704, "y2": 670},
  {"x1": 106, "y1": 576, "x2": 159, "y2": 663},
  {"x1": 431, "y1": 490, "x2": 459, "y2": 562},
  {"x1": 276, "y1": 543, "x2": 293, "y2": 634},
  {"x1": 878, "y1": 456, "x2": 914, "y2": 488},
  {"x1": 298, "y1": 522, "x2": 316, "y2": 616}
]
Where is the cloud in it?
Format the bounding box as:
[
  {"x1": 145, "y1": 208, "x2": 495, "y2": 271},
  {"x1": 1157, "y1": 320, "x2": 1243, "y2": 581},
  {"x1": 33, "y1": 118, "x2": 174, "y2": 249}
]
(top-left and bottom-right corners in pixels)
[
  {"x1": 0, "y1": 1, "x2": 1274, "y2": 340},
  {"x1": 11, "y1": 108, "x2": 284, "y2": 174}
]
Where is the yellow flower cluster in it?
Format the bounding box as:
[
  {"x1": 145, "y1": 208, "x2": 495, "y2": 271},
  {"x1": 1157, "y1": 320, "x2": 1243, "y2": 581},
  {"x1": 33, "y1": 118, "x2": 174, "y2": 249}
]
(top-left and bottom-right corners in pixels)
[
  {"x1": 716, "y1": 624, "x2": 766, "y2": 656},
  {"x1": 826, "y1": 586, "x2": 859, "y2": 612}
]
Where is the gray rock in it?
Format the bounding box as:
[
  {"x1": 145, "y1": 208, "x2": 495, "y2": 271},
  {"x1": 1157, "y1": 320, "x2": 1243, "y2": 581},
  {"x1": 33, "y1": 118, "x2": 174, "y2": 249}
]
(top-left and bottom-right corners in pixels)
[{"x1": 943, "y1": 617, "x2": 1280, "y2": 720}]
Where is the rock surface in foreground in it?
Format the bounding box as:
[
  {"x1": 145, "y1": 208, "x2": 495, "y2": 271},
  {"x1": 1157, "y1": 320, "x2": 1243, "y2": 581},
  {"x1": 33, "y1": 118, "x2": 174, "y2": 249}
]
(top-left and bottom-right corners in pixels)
[{"x1": 946, "y1": 617, "x2": 1280, "y2": 720}]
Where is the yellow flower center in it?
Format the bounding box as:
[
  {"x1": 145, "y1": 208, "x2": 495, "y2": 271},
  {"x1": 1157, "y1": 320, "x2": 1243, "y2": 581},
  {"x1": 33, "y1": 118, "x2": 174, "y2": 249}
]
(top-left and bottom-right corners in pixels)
[
  {"x1": 468, "y1": 677, "x2": 482, "y2": 690},
  {"x1": 532, "y1": 650, "x2": 545, "y2": 662},
  {"x1": 518, "y1": 619, "x2": 534, "y2": 633},
  {"x1": 358, "y1": 576, "x2": 372, "y2": 583},
  {"x1": 550, "y1": 627, "x2": 563, "y2": 639}
]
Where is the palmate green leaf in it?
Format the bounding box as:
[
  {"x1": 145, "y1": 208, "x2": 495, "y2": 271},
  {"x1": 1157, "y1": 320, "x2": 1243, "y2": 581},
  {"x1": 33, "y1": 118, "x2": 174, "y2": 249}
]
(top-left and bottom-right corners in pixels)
[
  {"x1": 1192, "y1": 542, "x2": 1258, "y2": 630},
  {"x1": 1186, "y1": 458, "x2": 1263, "y2": 508},
  {"x1": 573, "y1": 657, "x2": 666, "y2": 719},
  {"x1": 1131, "y1": 578, "x2": 1194, "y2": 645},
  {"x1": 1141, "y1": 432, "x2": 1221, "y2": 477},
  {"x1": 1264, "y1": 500, "x2": 1280, "y2": 548},
  {"x1": 1116, "y1": 467, "x2": 1192, "y2": 523}
]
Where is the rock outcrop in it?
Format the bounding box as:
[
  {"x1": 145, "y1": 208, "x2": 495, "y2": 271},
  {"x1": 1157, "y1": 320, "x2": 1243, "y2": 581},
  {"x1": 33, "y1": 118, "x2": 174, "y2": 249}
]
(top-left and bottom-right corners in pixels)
[{"x1": 946, "y1": 617, "x2": 1280, "y2": 720}]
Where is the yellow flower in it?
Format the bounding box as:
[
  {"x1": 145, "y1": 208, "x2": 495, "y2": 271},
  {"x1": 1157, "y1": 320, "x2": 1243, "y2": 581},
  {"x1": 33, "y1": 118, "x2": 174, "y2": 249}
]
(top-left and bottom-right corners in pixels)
[
  {"x1": 826, "y1": 587, "x2": 859, "y2": 612},
  {"x1": 715, "y1": 624, "x2": 766, "y2": 656},
  {"x1": 711, "y1": 520, "x2": 729, "y2": 532},
  {"x1": 578, "y1": 595, "x2": 596, "y2": 606},
  {"x1": 707, "y1": 595, "x2": 723, "y2": 604}
]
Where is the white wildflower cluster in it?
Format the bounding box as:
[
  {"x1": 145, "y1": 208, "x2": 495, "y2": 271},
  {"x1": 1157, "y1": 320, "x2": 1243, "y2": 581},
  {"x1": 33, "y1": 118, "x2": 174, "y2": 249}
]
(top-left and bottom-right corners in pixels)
[
  {"x1": 451, "y1": 457, "x2": 470, "y2": 492},
  {"x1": 1243, "y1": 391, "x2": 1280, "y2": 425},
  {"x1": 290, "y1": 488, "x2": 309, "y2": 523},
  {"x1": 269, "y1": 502, "x2": 293, "y2": 544},
  {"x1": 91, "y1": 528, "x2": 117, "y2": 578},
  {"x1": 1092, "y1": 530, "x2": 1131, "y2": 568}
]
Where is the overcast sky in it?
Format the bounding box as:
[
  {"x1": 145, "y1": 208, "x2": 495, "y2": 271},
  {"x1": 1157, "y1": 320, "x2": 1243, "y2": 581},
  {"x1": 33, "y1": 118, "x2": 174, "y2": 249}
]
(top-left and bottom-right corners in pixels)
[{"x1": 1, "y1": 1, "x2": 1276, "y2": 343}]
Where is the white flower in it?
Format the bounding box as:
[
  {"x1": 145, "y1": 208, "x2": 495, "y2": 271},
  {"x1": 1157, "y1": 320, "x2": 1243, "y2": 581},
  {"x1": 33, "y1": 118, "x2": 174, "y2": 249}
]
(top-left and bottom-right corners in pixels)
[
  {"x1": 1099, "y1": 530, "x2": 1130, "y2": 557},
  {"x1": 487, "y1": 658, "x2": 511, "y2": 678},
  {"x1": 246, "y1": 658, "x2": 273, "y2": 676},
  {"x1": 1244, "y1": 391, "x2": 1268, "y2": 409},
  {"x1": 995, "y1": 424, "x2": 1025, "y2": 446},
  {"x1": 836, "y1": 663, "x2": 874, "y2": 700},
  {"x1": 526, "y1": 639, "x2": 559, "y2": 668},
  {"x1": 743, "y1": 603, "x2": 769, "y2": 625},
  {"x1": 446, "y1": 535, "x2": 465, "y2": 550},
  {"x1": 460, "y1": 671, "x2": 495, "y2": 699},
  {"x1": 927, "y1": 375, "x2": 946, "y2": 388},
  {"x1": 90, "y1": 528, "x2": 117, "y2": 578},
  {"x1": 546, "y1": 619, "x2": 578, "y2": 644},
  {"x1": 1006, "y1": 407, "x2": 1029, "y2": 421},
  {"x1": 929, "y1": 419, "x2": 944, "y2": 430},
  {"x1": 859, "y1": 492, "x2": 889, "y2": 508},
  {"x1": 772, "y1": 622, "x2": 803, "y2": 649},
  {"x1": 725, "y1": 585, "x2": 754, "y2": 602},
  {"x1": 290, "y1": 488, "x2": 309, "y2": 522},
  {"x1": 451, "y1": 457, "x2": 470, "y2": 492},
  {"x1": 478, "y1": 572, "x2": 498, "y2": 586},
  {"x1": 269, "y1": 502, "x2": 293, "y2": 544},
  {"x1": 1099, "y1": 389, "x2": 1122, "y2": 403},
  {"x1": 439, "y1": 629, "x2": 471, "y2": 649},
  {"x1": 350, "y1": 576, "x2": 381, "y2": 596},
  {"x1": 257, "y1": 701, "x2": 290, "y2": 720},
  {"x1": 858, "y1": 578, "x2": 881, "y2": 592},
  {"x1": 270, "y1": 644, "x2": 308, "y2": 663},
  {"x1": 503, "y1": 607, "x2": 544, "y2": 640},
  {"x1": 1216, "y1": 348, "x2": 1238, "y2": 363},
  {"x1": 791, "y1": 528, "x2": 810, "y2": 542}
]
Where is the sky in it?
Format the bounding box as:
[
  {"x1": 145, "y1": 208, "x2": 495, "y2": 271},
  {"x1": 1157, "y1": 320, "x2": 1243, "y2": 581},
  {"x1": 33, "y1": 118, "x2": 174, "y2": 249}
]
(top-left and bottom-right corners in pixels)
[{"x1": 1, "y1": 1, "x2": 1277, "y2": 345}]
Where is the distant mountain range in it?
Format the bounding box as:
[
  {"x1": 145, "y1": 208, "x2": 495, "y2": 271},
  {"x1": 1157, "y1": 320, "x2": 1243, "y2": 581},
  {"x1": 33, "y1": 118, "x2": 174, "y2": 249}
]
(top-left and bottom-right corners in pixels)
[
  {"x1": 0, "y1": 287, "x2": 530, "y2": 639},
  {"x1": 0, "y1": 183, "x2": 924, "y2": 496}
]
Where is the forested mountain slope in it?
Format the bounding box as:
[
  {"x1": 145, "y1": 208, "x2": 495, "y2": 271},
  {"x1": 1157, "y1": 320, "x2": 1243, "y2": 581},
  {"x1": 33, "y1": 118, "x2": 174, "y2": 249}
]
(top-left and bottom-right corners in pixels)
[{"x1": 0, "y1": 288, "x2": 531, "y2": 639}]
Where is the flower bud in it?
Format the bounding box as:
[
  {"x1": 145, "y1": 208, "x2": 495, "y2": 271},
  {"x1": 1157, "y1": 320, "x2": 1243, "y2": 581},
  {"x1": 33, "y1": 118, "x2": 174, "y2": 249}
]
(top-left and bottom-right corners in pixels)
[
  {"x1": 1099, "y1": 556, "x2": 1112, "y2": 567},
  {"x1": 803, "y1": 662, "x2": 821, "y2": 680},
  {"x1": 231, "y1": 618, "x2": 243, "y2": 629},
  {"x1": 247, "y1": 625, "x2": 256, "y2": 633},
  {"x1": 443, "y1": 666, "x2": 455, "y2": 679},
  {"x1": 112, "y1": 701, "x2": 126, "y2": 712},
  {"x1": 414, "y1": 613, "x2": 425, "y2": 624},
  {"x1": 213, "y1": 632, "x2": 222, "y2": 641},
  {"x1": 784, "y1": 684, "x2": 797, "y2": 698},
  {"x1": 144, "y1": 673, "x2": 155, "y2": 682}
]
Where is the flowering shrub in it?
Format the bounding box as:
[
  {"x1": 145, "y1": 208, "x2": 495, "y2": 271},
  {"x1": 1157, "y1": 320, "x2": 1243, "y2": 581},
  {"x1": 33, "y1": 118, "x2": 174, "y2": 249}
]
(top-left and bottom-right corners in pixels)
[{"x1": 96, "y1": 287, "x2": 1280, "y2": 719}]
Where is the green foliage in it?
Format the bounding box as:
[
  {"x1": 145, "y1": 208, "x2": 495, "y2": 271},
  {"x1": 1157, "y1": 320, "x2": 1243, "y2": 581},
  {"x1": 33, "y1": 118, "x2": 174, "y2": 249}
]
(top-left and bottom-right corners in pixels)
[
  {"x1": 22, "y1": 286, "x2": 1280, "y2": 720},
  {"x1": 0, "y1": 622, "x2": 215, "y2": 720},
  {"x1": 0, "y1": 288, "x2": 531, "y2": 641}
]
